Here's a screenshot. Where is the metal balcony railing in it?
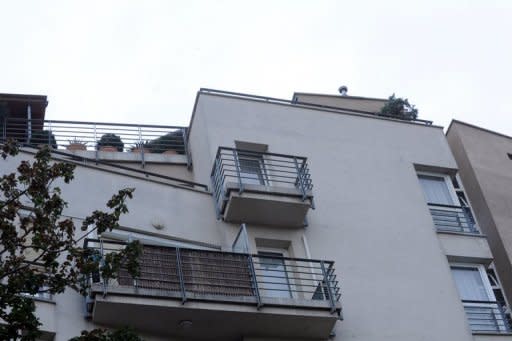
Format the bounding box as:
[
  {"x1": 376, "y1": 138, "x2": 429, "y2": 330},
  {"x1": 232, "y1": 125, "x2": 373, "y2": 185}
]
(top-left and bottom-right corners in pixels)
[
  {"x1": 85, "y1": 239, "x2": 341, "y2": 314},
  {"x1": 0, "y1": 117, "x2": 189, "y2": 164},
  {"x1": 428, "y1": 203, "x2": 478, "y2": 234},
  {"x1": 463, "y1": 300, "x2": 512, "y2": 333},
  {"x1": 211, "y1": 147, "x2": 314, "y2": 218},
  {"x1": 200, "y1": 88, "x2": 434, "y2": 125}
]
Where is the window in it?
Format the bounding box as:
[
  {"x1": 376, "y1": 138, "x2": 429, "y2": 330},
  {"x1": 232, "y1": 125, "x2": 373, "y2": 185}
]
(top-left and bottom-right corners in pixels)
[
  {"x1": 417, "y1": 174, "x2": 456, "y2": 205},
  {"x1": 237, "y1": 151, "x2": 266, "y2": 185},
  {"x1": 257, "y1": 250, "x2": 292, "y2": 299},
  {"x1": 417, "y1": 172, "x2": 478, "y2": 233},
  {"x1": 450, "y1": 264, "x2": 510, "y2": 332}
]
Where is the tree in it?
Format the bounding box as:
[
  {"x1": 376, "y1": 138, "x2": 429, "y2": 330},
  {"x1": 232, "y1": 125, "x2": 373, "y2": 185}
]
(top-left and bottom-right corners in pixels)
[
  {"x1": 0, "y1": 140, "x2": 142, "y2": 340},
  {"x1": 379, "y1": 94, "x2": 418, "y2": 120}
]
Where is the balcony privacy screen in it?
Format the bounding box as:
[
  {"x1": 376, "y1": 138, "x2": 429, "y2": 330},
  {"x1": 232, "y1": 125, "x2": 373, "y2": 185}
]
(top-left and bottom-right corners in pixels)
[{"x1": 118, "y1": 245, "x2": 254, "y2": 297}]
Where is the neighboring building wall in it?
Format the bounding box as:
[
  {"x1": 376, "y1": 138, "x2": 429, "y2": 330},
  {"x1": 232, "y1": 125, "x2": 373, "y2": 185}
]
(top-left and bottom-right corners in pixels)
[
  {"x1": 447, "y1": 121, "x2": 512, "y2": 305},
  {"x1": 189, "y1": 93, "x2": 474, "y2": 341}
]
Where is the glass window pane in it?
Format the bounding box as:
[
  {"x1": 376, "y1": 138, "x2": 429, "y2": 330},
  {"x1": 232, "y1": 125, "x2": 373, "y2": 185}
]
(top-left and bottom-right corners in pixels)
[
  {"x1": 258, "y1": 252, "x2": 292, "y2": 298},
  {"x1": 451, "y1": 267, "x2": 490, "y2": 301},
  {"x1": 238, "y1": 153, "x2": 264, "y2": 185},
  {"x1": 418, "y1": 175, "x2": 454, "y2": 205}
]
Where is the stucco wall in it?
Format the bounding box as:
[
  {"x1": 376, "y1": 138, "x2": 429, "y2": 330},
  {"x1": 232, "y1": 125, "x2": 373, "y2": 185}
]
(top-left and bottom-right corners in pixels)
[{"x1": 187, "y1": 94, "x2": 474, "y2": 341}]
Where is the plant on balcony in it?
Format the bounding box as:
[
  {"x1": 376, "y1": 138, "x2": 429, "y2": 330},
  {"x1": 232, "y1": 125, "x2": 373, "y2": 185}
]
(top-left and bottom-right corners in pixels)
[
  {"x1": 130, "y1": 140, "x2": 151, "y2": 153},
  {"x1": 67, "y1": 137, "x2": 87, "y2": 151},
  {"x1": 0, "y1": 140, "x2": 142, "y2": 340},
  {"x1": 147, "y1": 130, "x2": 185, "y2": 154},
  {"x1": 30, "y1": 130, "x2": 58, "y2": 149},
  {"x1": 97, "y1": 133, "x2": 124, "y2": 152},
  {"x1": 378, "y1": 94, "x2": 418, "y2": 121}
]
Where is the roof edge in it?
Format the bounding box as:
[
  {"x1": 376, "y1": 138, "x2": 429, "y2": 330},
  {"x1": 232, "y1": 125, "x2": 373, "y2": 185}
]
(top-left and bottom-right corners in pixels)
[
  {"x1": 292, "y1": 92, "x2": 388, "y2": 103},
  {"x1": 447, "y1": 119, "x2": 512, "y2": 142}
]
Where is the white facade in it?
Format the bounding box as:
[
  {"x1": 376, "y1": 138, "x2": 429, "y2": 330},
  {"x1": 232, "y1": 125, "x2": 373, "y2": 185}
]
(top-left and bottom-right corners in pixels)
[{"x1": 2, "y1": 90, "x2": 511, "y2": 341}]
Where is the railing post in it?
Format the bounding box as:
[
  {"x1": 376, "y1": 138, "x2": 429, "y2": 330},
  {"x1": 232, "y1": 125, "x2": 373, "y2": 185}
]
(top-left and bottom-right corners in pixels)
[
  {"x1": 247, "y1": 254, "x2": 262, "y2": 309},
  {"x1": 320, "y1": 261, "x2": 336, "y2": 314},
  {"x1": 138, "y1": 126, "x2": 145, "y2": 169},
  {"x1": 176, "y1": 248, "x2": 187, "y2": 304},
  {"x1": 99, "y1": 239, "x2": 107, "y2": 298},
  {"x1": 93, "y1": 123, "x2": 98, "y2": 164},
  {"x1": 464, "y1": 206, "x2": 477, "y2": 233},
  {"x1": 293, "y1": 157, "x2": 307, "y2": 201},
  {"x1": 211, "y1": 156, "x2": 222, "y2": 219},
  {"x1": 47, "y1": 121, "x2": 52, "y2": 147},
  {"x1": 2, "y1": 116, "x2": 6, "y2": 141},
  {"x1": 26, "y1": 104, "x2": 32, "y2": 144},
  {"x1": 233, "y1": 149, "x2": 244, "y2": 194},
  {"x1": 182, "y1": 128, "x2": 192, "y2": 169},
  {"x1": 498, "y1": 303, "x2": 511, "y2": 332}
]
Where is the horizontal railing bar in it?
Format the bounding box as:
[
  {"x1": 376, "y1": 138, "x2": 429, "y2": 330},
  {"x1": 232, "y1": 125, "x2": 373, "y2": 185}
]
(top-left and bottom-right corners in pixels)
[
  {"x1": 217, "y1": 146, "x2": 308, "y2": 161},
  {"x1": 46, "y1": 150, "x2": 208, "y2": 190},
  {"x1": 200, "y1": 88, "x2": 433, "y2": 125},
  {"x1": 428, "y1": 203, "x2": 469, "y2": 209},
  {"x1": 85, "y1": 238, "x2": 335, "y2": 267},
  {"x1": 5, "y1": 118, "x2": 187, "y2": 130}
]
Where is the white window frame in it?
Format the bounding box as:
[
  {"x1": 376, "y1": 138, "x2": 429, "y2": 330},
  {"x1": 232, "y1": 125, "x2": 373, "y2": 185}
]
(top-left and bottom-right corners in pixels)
[
  {"x1": 417, "y1": 171, "x2": 459, "y2": 206},
  {"x1": 236, "y1": 150, "x2": 268, "y2": 186},
  {"x1": 450, "y1": 263, "x2": 508, "y2": 332},
  {"x1": 257, "y1": 247, "x2": 292, "y2": 299}
]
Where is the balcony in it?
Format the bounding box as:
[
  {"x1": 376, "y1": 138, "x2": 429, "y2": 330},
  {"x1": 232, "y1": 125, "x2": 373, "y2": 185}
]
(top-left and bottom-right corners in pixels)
[
  {"x1": 463, "y1": 300, "x2": 512, "y2": 334},
  {"x1": 86, "y1": 239, "x2": 341, "y2": 340},
  {"x1": 428, "y1": 203, "x2": 478, "y2": 234},
  {"x1": 211, "y1": 147, "x2": 314, "y2": 227},
  {"x1": 0, "y1": 117, "x2": 190, "y2": 167}
]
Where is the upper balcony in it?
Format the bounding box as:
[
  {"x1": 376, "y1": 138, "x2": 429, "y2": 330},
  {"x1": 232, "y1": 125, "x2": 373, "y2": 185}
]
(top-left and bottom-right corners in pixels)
[
  {"x1": 211, "y1": 147, "x2": 314, "y2": 227},
  {"x1": 0, "y1": 117, "x2": 190, "y2": 167},
  {"x1": 86, "y1": 239, "x2": 341, "y2": 340}
]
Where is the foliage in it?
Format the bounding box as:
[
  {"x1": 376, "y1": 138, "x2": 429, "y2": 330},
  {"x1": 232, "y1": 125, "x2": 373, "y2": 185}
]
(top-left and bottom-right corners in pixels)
[
  {"x1": 131, "y1": 140, "x2": 151, "y2": 151},
  {"x1": 68, "y1": 137, "x2": 87, "y2": 145},
  {"x1": 379, "y1": 94, "x2": 418, "y2": 120},
  {"x1": 146, "y1": 130, "x2": 184, "y2": 154},
  {"x1": 70, "y1": 326, "x2": 143, "y2": 341},
  {"x1": 30, "y1": 130, "x2": 58, "y2": 149},
  {"x1": 0, "y1": 140, "x2": 141, "y2": 340},
  {"x1": 97, "y1": 133, "x2": 124, "y2": 152}
]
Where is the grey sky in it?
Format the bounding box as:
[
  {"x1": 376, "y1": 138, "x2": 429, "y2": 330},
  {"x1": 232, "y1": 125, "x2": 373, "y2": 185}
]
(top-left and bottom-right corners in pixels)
[{"x1": 1, "y1": 1, "x2": 511, "y2": 132}]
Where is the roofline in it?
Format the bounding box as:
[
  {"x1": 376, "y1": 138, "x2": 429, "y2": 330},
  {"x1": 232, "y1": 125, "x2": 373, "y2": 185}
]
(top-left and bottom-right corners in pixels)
[
  {"x1": 187, "y1": 88, "x2": 440, "y2": 145},
  {"x1": 0, "y1": 93, "x2": 48, "y2": 105},
  {"x1": 447, "y1": 119, "x2": 512, "y2": 142},
  {"x1": 292, "y1": 92, "x2": 388, "y2": 103}
]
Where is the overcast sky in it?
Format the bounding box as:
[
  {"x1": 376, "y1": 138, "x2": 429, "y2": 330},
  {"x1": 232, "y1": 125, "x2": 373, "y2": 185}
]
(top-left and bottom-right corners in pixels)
[{"x1": 0, "y1": 1, "x2": 511, "y2": 133}]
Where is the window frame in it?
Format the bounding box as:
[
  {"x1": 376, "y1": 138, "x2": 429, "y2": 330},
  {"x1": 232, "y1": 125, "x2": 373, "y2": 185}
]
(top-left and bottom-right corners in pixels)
[
  {"x1": 450, "y1": 263, "x2": 509, "y2": 332},
  {"x1": 417, "y1": 171, "x2": 460, "y2": 207},
  {"x1": 257, "y1": 247, "x2": 293, "y2": 299}
]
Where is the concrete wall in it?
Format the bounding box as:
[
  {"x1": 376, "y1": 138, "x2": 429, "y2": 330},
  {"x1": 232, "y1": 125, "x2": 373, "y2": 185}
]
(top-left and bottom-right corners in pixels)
[
  {"x1": 447, "y1": 121, "x2": 512, "y2": 305},
  {"x1": 188, "y1": 93, "x2": 475, "y2": 341}
]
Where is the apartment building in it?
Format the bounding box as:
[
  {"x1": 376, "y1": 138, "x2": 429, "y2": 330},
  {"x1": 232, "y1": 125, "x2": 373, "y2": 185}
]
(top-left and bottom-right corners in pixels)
[
  {"x1": 1, "y1": 91, "x2": 511, "y2": 341},
  {"x1": 447, "y1": 120, "x2": 512, "y2": 317}
]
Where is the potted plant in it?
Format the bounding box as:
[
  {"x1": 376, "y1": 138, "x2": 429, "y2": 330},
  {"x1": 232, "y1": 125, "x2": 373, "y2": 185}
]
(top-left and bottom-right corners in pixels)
[
  {"x1": 67, "y1": 138, "x2": 87, "y2": 151},
  {"x1": 378, "y1": 94, "x2": 418, "y2": 121},
  {"x1": 96, "y1": 133, "x2": 124, "y2": 152},
  {"x1": 31, "y1": 130, "x2": 58, "y2": 149},
  {"x1": 147, "y1": 130, "x2": 185, "y2": 155},
  {"x1": 130, "y1": 141, "x2": 151, "y2": 154}
]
